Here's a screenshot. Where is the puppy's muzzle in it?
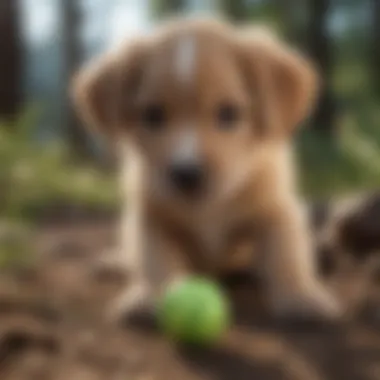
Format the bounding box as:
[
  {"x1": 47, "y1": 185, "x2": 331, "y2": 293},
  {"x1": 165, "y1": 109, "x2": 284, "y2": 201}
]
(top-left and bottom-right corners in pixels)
[{"x1": 168, "y1": 162, "x2": 205, "y2": 195}]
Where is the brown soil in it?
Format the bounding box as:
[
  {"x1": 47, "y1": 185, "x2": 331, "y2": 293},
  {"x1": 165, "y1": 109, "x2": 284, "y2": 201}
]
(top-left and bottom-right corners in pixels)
[{"x1": 0, "y1": 219, "x2": 379, "y2": 380}]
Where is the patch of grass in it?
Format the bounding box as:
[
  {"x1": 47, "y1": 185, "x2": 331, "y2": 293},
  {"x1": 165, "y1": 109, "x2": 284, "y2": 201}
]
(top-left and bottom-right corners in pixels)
[
  {"x1": 1, "y1": 108, "x2": 118, "y2": 221},
  {"x1": 297, "y1": 102, "x2": 380, "y2": 198}
]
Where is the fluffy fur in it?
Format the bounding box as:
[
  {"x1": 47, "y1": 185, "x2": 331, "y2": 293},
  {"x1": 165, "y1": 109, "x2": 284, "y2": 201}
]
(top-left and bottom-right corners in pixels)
[{"x1": 72, "y1": 18, "x2": 342, "y2": 322}]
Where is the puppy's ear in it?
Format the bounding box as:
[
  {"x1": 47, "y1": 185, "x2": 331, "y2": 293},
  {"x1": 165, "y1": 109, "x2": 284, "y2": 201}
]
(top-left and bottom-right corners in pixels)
[
  {"x1": 71, "y1": 41, "x2": 147, "y2": 138},
  {"x1": 238, "y1": 27, "x2": 319, "y2": 135}
]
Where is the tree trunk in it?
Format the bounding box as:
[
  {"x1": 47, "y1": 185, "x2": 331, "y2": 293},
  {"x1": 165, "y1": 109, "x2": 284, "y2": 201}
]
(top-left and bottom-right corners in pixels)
[
  {"x1": 277, "y1": 0, "x2": 306, "y2": 44},
  {"x1": 0, "y1": 0, "x2": 22, "y2": 121},
  {"x1": 61, "y1": 0, "x2": 90, "y2": 158},
  {"x1": 371, "y1": 0, "x2": 380, "y2": 98},
  {"x1": 220, "y1": 0, "x2": 247, "y2": 21},
  {"x1": 308, "y1": 0, "x2": 336, "y2": 135},
  {"x1": 156, "y1": 0, "x2": 186, "y2": 16}
]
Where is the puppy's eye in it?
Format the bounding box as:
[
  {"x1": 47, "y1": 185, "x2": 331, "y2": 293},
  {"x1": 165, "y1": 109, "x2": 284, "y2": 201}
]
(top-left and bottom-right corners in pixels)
[
  {"x1": 217, "y1": 103, "x2": 240, "y2": 129},
  {"x1": 141, "y1": 104, "x2": 166, "y2": 130}
]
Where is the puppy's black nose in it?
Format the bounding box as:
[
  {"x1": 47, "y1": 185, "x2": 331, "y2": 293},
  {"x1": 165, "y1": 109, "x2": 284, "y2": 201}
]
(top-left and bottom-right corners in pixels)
[{"x1": 169, "y1": 163, "x2": 204, "y2": 194}]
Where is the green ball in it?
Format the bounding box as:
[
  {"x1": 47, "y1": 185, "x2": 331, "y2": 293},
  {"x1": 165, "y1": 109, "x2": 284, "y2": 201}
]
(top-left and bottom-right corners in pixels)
[{"x1": 157, "y1": 276, "x2": 231, "y2": 345}]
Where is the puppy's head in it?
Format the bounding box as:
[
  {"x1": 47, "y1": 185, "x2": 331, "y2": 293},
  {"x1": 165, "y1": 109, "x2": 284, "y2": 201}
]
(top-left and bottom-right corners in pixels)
[{"x1": 73, "y1": 19, "x2": 318, "y2": 203}]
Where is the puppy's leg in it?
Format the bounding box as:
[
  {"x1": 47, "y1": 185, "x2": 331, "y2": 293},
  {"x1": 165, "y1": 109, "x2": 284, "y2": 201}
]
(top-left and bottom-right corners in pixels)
[
  {"x1": 94, "y1": 144, "x2": 145, "y2": 273},
  {"x1": 109, "y1": 225, "x2": 190, "y2": 324},
  {"x1": 263, "y1": 200, "x2": 342, "y2": 320}
]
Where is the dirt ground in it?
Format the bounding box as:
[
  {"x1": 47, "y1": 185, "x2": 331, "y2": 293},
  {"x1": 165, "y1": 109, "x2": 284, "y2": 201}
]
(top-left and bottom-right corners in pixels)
[{"x1": 0, "y1": 219, "x2": 379, "y2": 380}]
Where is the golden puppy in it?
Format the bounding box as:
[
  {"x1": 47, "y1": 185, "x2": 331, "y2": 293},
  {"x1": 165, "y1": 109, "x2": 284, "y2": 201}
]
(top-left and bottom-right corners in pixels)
[{"x1": 72, "y1": 18, "x2": 341, "y2": 321}]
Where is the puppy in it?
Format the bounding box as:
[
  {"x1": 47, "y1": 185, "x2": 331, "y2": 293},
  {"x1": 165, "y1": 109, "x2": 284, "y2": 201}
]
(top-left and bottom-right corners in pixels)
[{"x1": 72, "y1": 18, "x2": 341, "y2": 322}]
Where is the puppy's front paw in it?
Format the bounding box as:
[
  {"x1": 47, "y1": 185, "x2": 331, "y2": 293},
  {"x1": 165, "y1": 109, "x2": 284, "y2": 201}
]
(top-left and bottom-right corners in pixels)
[
  {"x1": 108, "y1": 283, "x2": 154, "y2": 326},
  {"x1": 271, "y1": 286, "x2": 343, "y2": 322}
]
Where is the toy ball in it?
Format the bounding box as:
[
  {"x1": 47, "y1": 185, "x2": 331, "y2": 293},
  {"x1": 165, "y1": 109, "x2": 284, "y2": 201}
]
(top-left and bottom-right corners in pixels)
[{"x1": 157, "y1": 276, "x2": 231, "y2": 345}]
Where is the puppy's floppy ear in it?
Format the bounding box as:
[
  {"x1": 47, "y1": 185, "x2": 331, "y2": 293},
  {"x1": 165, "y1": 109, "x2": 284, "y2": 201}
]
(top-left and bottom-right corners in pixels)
[
  {"x1": 71, "y1": 40, "x2": 147, "y2": 138},
  {"x1": 238, "y1": 27, "x2": 319, "y2": 135}
]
